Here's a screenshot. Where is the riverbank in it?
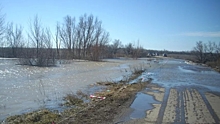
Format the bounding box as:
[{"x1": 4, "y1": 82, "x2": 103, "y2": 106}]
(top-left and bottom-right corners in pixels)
[
  {"x1": 3, "y1": 57, "x2": 220, "y2": 123},
  {"x1": 4, "y1": 70, "x2": 151, "y2": 124},
  {"x1": 0, "y1": 58, "x2": 155, "y2": 120},
  {"x1": 2, "y1": 58, "x2": 155, "y2": 124}
]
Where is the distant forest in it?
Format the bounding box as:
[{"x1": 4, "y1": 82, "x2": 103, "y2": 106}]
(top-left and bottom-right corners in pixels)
[
  {"x1": 0, "y1": 10, "x2": 219, "y2": 68},
  {"x1": 0, "y1": 12, "x2": 148, "y2": 66}
]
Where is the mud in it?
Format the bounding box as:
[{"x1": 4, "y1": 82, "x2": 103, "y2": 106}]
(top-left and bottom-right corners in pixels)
[{"x1": 123, "y1": 58, "x2": 220, "y2": 124}]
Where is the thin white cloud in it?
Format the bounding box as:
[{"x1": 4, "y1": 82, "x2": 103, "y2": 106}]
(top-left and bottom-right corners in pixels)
[{"x1": 180, "y1": 31, "x2": 220, "y2": 37}]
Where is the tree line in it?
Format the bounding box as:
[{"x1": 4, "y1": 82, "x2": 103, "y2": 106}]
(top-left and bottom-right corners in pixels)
[
  {"x1": 192, "y1": 41, "x2": 220, "y2": 69},
  {"x1": 0, "y1": 10, "x2": 144, "y2": 66}
]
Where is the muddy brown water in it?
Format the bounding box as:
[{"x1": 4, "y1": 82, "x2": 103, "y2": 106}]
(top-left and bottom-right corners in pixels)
[{"x1": 0, "y1": 58, "x2": 152, "y2": 121}]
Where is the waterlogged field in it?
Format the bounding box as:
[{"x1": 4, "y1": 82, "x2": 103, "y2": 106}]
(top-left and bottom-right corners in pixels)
[
  {"x1": 2, "y1": 57, "x2": 220, "y2": 123},
  {"x1": 0, "y1": 58, "x2": 151, "y2": 120}
]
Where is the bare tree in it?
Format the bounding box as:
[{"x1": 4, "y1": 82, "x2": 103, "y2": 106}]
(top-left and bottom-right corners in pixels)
[
  {"x1": 124, "y1": 43, "x2": 134, "y2": 57},
  {"x1": 100, "y1": 31, "x2": 109, "y2": 58},
  {"x1": 90, "y1": 18, "x2": 109, "y2": 61},
  {"x1": 91, "y1": 19, "x2": 102, "y2": 60},
  {"x1": 207, "y1": 41, "x2": 220, "y2": 62},
  {"x1": 6, "y1": 22, "x2": 23, "y2": 57},
  {"x1": 59, "y1": 15, "x2": 76, "y2": 59},
  {"x1": 28, "y1": 15, "x2": 43, "y2": 58},
  {"x1": 84, "y1": 14, "x2": 97, "y2": 58},
  {"x1": 0, "y1": 8, "x2": 5, "y2": 57},
  {"x1": 93, "y1": 30, "x2": 109, "y2": 60},
  {"x1": 78, "y1": 14, "x2": 95, "y2": 58},
  {"x1": 216, "y1": 42, "x2": 220, "y2": 58},
  {"x1": 206, "y1": 41, "x2": 216, "y2": 61},
  {"x1": 132, "y1": 40, "x2": 143, "y2": 59},
  {"x1": 76, "y1": 24, "x2": 83, "y2": 59},
  {"x1": 192, "y1": 41, "x2": 208, "y2": 63},
  {"x1": 26, "y1": 15, "x2": 55, "y2": 66},
  {"x1": 75, "y1": 14, "x2": 109, "y2": 60},
  {"x1": 42, "y1": 28, "x2": 55, "y2": 66},
  {"x1": 111, "y1": 39, "x2": 122, "y2": 58},
  {"x1": 55, "y1": 22, "x2": 61, "y2": 58},
  {"x1": 0, "y1": 8, "x2": 5, "y2": 42},
  {"x1": 42, "y1": 28, "x2": 53, "y2": 49}
]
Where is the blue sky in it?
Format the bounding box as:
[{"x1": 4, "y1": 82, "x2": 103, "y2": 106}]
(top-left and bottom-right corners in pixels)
[{"x1": 1, "y1": 0, "x2": 220, "y2": 51}]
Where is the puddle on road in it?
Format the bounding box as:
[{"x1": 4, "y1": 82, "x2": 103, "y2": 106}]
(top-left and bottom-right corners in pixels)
[{"x1": 129, "y1": 92, "x2": 160, "y2": 119}]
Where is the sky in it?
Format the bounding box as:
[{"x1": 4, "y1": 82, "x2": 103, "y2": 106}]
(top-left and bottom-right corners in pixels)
[{"x1": 1, "y1": 0, "x2": 220, "y2": 51}]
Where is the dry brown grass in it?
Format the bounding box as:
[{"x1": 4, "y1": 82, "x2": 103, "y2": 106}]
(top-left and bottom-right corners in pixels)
[
  {"x1": 6, "y1": 109, "x2": 61, "y2": 124},
  {"x1": 60, "y1": 82, "x2": 149, "y2": 124},
  {"x1": 206, "y1": 59, "x2": 220, "y2": 72},
  {"x1": 168, "y1": 54, "x2": 196, "y2": 61}
]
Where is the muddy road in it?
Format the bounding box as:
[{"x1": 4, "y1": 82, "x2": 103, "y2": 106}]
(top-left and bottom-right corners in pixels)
[{"x1": 123, "y1": 58, "x2": 220, "y2": 124}]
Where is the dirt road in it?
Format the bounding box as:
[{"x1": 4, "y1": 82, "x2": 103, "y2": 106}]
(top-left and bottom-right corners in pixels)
[
  {"x1": 124, "y1": 84, "x2": 220, "y2": 124},
  {"x1": 123, "y1": 58, "x2": 220, "y2": 124}
]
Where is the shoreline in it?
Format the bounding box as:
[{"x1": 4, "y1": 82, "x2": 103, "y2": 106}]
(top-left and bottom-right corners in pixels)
[
  {"x1": 2, "y1": 57, "x2": 220, "y2": 123},
  {"x1": 0, "y1": 58, "x2": 155, "y2": 121},
  {"x1": 3, "y1": 64, "x2": 151, "y2": 124}
]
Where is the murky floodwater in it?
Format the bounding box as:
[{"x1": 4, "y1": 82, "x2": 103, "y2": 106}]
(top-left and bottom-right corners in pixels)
[
  {"x1": 150, "y1": 59, "x2": 220, "y2": 91},
  {"x1": 127, "y1": 58, "x2": 220, "y2": 120},
  {"x1": 130, "y1": 92, "x2": 160, "y2": 119},
  {"x1": 0, "y1": 58, "x2": 151, "y2": 120},
  {"x1": 1, "y1": 58, "x2": 220, "y2": 121}
]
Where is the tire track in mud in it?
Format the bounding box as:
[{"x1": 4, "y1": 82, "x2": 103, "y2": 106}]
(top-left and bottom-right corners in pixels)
[
  {"x1": 162, "y1": 88, "x2": 177, "y2": 123},
  {"x1": 198, "y1": 90, "x2": 220, "y2": 123},
  {"x1": 146, "y1": 87, "x2": 220, "y2": 123},
  {"x1": 156, "y1": 88, "x2": 170, "y2": 124},
  {"x1": 174, "y1": 89, "x2": 186, "y2": 124},
  {"x1": 183, "y1": 88, "x2": 215, "y2": 123}
]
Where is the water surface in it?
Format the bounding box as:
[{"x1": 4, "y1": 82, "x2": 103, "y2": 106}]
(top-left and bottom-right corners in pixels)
[{"x1": 0, "y1": 58, "x2": 150, "y2": 120}]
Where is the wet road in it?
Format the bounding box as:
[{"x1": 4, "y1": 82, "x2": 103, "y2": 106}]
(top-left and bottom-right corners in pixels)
[{"x1": 126, "y1": 58, "x2": 220, "y2": 123}]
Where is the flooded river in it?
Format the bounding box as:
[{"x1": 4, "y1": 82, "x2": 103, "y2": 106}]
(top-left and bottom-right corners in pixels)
[
  {"x1": 0, "y1": 58, "x2": 149, "y2": 120},
  {"x1": 1, "y1": 58, "x2": 220, "y2": 122}
]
